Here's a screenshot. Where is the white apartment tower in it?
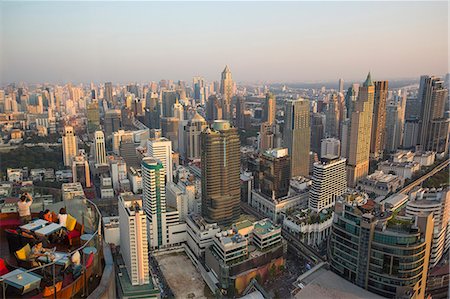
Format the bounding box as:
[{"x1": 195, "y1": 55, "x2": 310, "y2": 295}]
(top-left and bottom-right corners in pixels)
[
  {"x1": 62, "y1": 126, "x2": 78, "y2": 166},
  {"x1": 94, "y1": 130, "x2": 107, "y2": 165},
  {"x1": 118, "y1": 193, "x2": 150, "y2": 286},
  {"x1": 309, "y1": 158, "x2": 347, "y2": 212},
  {"x1": 147, "y1": 137, "x2": 173, "y2": 183}
]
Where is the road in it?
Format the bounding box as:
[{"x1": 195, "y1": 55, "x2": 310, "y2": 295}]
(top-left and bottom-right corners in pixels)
[{"x1": 398, "y1": 158, "x2": 449, "y2": 194}]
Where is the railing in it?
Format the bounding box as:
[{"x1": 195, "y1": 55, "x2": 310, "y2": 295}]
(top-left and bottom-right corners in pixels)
[{"x1": 0, "y1": 197, "x2": 104, "y2": 299}]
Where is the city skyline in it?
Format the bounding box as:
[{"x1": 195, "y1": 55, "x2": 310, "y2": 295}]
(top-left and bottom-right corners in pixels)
[{"x1": 1, "y1": 1, "x2": 448, "y2": 84}]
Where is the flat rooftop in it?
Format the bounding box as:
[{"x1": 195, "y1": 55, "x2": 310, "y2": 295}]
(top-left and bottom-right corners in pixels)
[{"x1": 116, "y1": 254, "x2": 159, "y2": 297}]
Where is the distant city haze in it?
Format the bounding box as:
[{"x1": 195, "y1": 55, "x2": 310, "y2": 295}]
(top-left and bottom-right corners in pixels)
[{"x1": 1, "y1": 1, "x2": 448, "y2": 84}]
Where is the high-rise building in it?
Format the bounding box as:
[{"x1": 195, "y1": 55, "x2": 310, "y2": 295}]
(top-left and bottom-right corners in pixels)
[
  {"x1": 235, "y1": 95, "x2": 245, "y2": 129},
  {"x1": 162, "y1": 90, "x2": 179, "y2": 117},
  {"x1": 418, "y1": 76, "x2": 449, "y2": 153},
  {"x1": 403, "y1": 119, "x2": 420, "y2": 149},
  {"x1": 320, "y1": 137, "x2": 340, "y2": 159},
  {"x1": 87, "y1": 101, "x2": 100, "y2": 133},
  {"x1": 141, "y1": 157, "x2": 185, "y2": 249},
  {"x1": 160, "y1": 117, "x2": 179, "y2": 152},
  {"x1": 283, "y1": 98, "x2": 311, "y2": 177},
  {"x1": 258, "y1": 122, "x2": 274, "y2": 153},
  {"x1": 406, "y1": 188, "x2": 450, "y2": 267},
  {"x1": 325, "y1": 94, "x2": 340, "y2": 138},
  {"x1": 147, "y1": 137, "x2": 173, "y2": 184},
  {"x1": 311, "y1": 113, "x2": 325, "y2": 154},
  {"x1": 220, "y1": 65, "x2": 234, "y2": 120},
  {"x1": 144, "y1": 92, "x2": 161, "y2": 129},
  {"x1": 370, "y1": 81, "x2": 388, "y2": 160},
  {"x1": 118, "y1": 193, "x2": 149, "y2": 286},
  {"x1": 385, "y1": 99, "x2": 405, "y2": 152},
  {"x1": 72, "y1": 151, "x2": 91, "y2": 188},
  {"x1": 183, "y1": 112, "x2": 207, "y2": 161},
  {"x1": 263, "y1": 92, "x2": 276, "y2": 125},
  {"x1": 338, "y1": 78, "x2": 344, "y2": 93},
  {"x1": 309, "y1": 158, "x2": 346, "y2": 212},
  {"x1": 172, "y1": 100, "x2": 184, "y2": 121},
  {"x1": 104, "y1": 109, "x2": 122, "y2": 137},
  {"x1": 259, "y1": 148, "x2": 291, "y2": 200},
  {"x1": 104, "y1": 82, "x2": 113, "y2": 104},
  {"x1": 201, "y1": 120, "x2": 240, "y2": 225},
  {"x1": 94, "y1": 130, "x2": 107, "y2": 165},
  {"x1": 344, "y1": 85, "x2": 357, "y2": 119},
  {"x1": 329, "y1": 198, "x2": 433, "y2": 298},
  {"x1": 206, "y1": 95, "x2": 223, "y2": 123},
  {"x1": 346, "y1": 73, "x2": 374, "y2": 187},
  {"x1": 62, "y1": 126, "x2": 78, "y2": 167}
]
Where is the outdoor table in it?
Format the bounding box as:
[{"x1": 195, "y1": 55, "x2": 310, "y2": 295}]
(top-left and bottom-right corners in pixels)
[
  {"x1": 1, "y1": 268, "x2": 42, "y2": 295},
  {"x1": 34, "y1": 223, "x2": 62, "y2": 237},
  {"x1": 20, "y1": 219, "x2": 48, "y2": 232},
  {"x1": 80, "y1": 234, "x2": 93, "y2": 246}
]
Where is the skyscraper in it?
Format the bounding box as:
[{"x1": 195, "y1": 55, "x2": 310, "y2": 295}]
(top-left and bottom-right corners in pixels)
[
  {"x1": 258, "y1": 122, "x2": 274, "y2": 152},
  {"x1": 263, "y1": 92, "x2": 276, "y2": 125},
  {"x1": 311, "y1": 113, "x2": 325, "y2": 154},
  {"x1": 346, "y1": 73, "x2": 374, "y2": 187},
  {"x1": 62, "y1": 126, "x2": 78, "y2": 166},
  {"x1": 104, "y1": 82, "x2": 113, "y2": 104},
  {"x1": 201, "y1": 120, "x2": 240, "y2": 225},
  {"x1": 235, "y1": 95, "x2": 245, "y2": 129},
  {"x1": 418, "y1": 76, "x2": 449, "y2": 153},
  {"x1": 220, "y1": 65, "x2": 234, "y2": 120},
  {"x1": 309, "y1": 157, "x2": 346, "y2": 212},
  {"x1": 172, "y1": 100, "x2": 184, "y2": 121},
  {"x1": 142, "y1": 157, "x2": 166, "y2": 247},
  {"x1": 161, "y1": 90, "x2": 179, "y2": 117},
  {"x1": 338, "y1": 78, "x2": 344, "y2": 93},
  {"x1": 118, "y1": 193, "x2": 150, "y2": 286},
  {"x1": 325, "y1": 93, "x2": 340, "y2": 138},
  {"x1": 206, "y1": 94, "x2": 222, "y2": 123},
  {"x1": 87, "y1": 101, "x2": 100, "y2": 133},
  {"x1": 104, "y1": 109, "x2": 122, "y2": 137},
  {"x1": 283, "y1": 98, "x2": 311, "y2": 177},
  {"x1": 259, "y1": 148, "x2": 291, "y2": 200},
  {"x1": 147, "y1": 137, "x2": 173, "y2": 184},
  {"x1": 94, "y1": 130, "x2": 107, "y2": 165},
  {"x1": 72, "y1": 151, "x2": 91, "y2": 188},
  {"x1": 370, "y1": 81, "x2": 388, "y2": 160},
  {"x1": 183, "y1": 112, "x2": 207, "y2": 161},
  {"x1": 160, "y1": 117, "x2": 179, "y2": 152}
]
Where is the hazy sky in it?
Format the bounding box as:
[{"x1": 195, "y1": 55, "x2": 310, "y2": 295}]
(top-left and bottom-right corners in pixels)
[{"x1": 1, "y1": 1, "x2": 448, "y2": 84}]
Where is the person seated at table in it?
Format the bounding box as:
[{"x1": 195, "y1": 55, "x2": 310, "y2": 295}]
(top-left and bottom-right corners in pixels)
[
  {"x1": 39, "y1": 209, "x2": 53, "y2": 222},
  {"x1": 30, "y1": 242, "x2": 55, "y2": 262},
  {"x1": 58, "y1": 208, "x2": 68, "y2": 228},
  {"x1": 68, "y1": 250, "x2": 82, "y2": 278}
]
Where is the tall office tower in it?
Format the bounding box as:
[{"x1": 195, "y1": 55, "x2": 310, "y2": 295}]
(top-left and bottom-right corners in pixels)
[
  {"x1": 160, "y1": 117, "x2": 179, "y2": 152},
  {"x1": 193, "y1": 76, "x2": 206, "y2": 104},
  {"x1": 206, "y1": 95, "x2": 222, "y2": 123},
  {"x1": 87, "y1": 101, "x2": 100, "y2": 133},
  {"x1": 311, "y1": 113, "x2": 325, "y2": 154},
  {"x1": 406, "y1": 188, "x2": 450, "y2": 267},
  {"x1": 344, "y1": 85, "x2": 357, "y2": 118},
  {"x1": 259, "y1": 148, "x2": 291, "y2": 200},
  {"x1": 338, "y1": 78, "x2": 344, "y2": 93},
  {"x1": 201, "y1": 120, "x2": 240, "y2": 225},
  {"x1": 118, "y1": 193, "x2": 150, "y2": 286},
  {"x1": 147, "y1": 137, "x2": 173, "y2": 184},
  {"x1": 370, "y1": 81, "x2": 388, "y2": 160},
  {"x1": 172, "y1": 100, "x2": 184, "y2": 121},
  {"x1": 325, "y1": 94, "x2": 340, "y2": 138},
  {"x1": 104, "y1": 109, "x2": 122, "y2": 137},
  {"x1": 104, "y1": 82, "x2": 113, "y2": 104},
  {"x1": 418, "y1": 76, "x2": 449, "y2": 153},
  {"x1": 220, "y1": 65, "x2": 234, "y2": 120},
  {"x1": 385, "y1": 102, "x2": 405, "y2": 152},
  {"x1": 94, "y1": 131, "x2": 107, "y2": 165},
  {"x1": 283, "y1": 98, "x2": 311, "y2": 177},
  {"x1": 162, "y1": 90, "x2": 178, "y2": 117},
  {"x1": 235, "y1": 95, "x2": 245, "y2": 129},
  {"x1": 183, "y1": 112, "x2": 207, "y2": 161},
  {"x1": 403, "y1": 119, "x2": 420, "y2": 149},
  {"x1": 309, "y1": 158, "x2": 346, "y2": 212},
  {"x1": 346, "y1": 73, "x2": 374, "y2": 187},
  {"x1": 263, "y1": 92, "x2": 276, "y2": 125},
  {"x1": 320, "y1": 138, "x2": 340, "y2": 159},
  {"x1": 329, "y1": 199, "x2": 432, "y2": 299},
  {"x1": 405, "y1": 97, "x2": 421, "y2": 120},
  {"x1": 62, "y1": 126, "x2": 78, "y2": 167},
  {"x1": 144, "y1": 92, "x2": 161, "y2": 129},
  {"x1": 72, "y1": 151, "x2": 91, "y2": 188},
  {"x1": 258, "y1": 122, "x2": 274, "y2": 152},
  {"x1": 141, "y1": 157, "x2": 167, "y2": 247}
]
